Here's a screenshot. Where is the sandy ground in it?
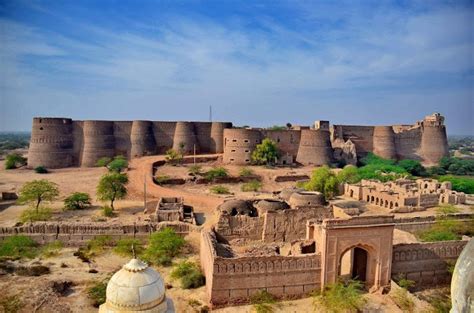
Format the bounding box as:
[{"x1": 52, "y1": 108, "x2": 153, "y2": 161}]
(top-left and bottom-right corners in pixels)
[{"x1": 0, "y1": 155, "x2": 459, "y2": 312}]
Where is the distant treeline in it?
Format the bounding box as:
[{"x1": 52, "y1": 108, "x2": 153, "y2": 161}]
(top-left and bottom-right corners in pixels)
[{"x1": 0, "y1": 132, "x2": 30, "y2": 154}]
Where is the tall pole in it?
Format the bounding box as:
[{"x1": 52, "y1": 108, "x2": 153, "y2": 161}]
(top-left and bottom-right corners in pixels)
[
  {"x1": 209, "y1": 105, "x2": 212, "y2": 122},
  {"x1": 193, "y1": 144, "x2": 196, "y2": 165},
  {"x1": 143, "y1": 172, "x2": 147, "y2": 213}
]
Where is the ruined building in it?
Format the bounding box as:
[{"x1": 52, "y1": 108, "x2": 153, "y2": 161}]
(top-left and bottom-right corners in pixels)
[
  {"x1": 28, "y1": 113, "x2": 448, "y2": 168},
  {"x1": 345, "y1": 178, "x2": 466, "y2": 212}
]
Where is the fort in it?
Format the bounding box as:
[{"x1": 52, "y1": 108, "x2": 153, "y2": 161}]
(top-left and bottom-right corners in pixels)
[{"x1": 27, "y1": 113, "x2": 448, "y2": 168}]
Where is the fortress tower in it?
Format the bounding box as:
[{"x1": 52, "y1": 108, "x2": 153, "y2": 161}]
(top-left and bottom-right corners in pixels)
[
  {"x1": 130, "y1": 120, "x2": 156, "y2": 158},
  {"x1": 211, "y1": 122, "x2": 232, "y2": 153},
  {"x1": 296, "y1": 129, "x2": 333, "y2": 165},
  {"x1": 223, "y1": 128, "x2": 263, "y2": 165},
  {"x1": 420, "y1": 113, "x2": 449, "y2": 165},
  {"x1": 373, "y1": 126, "x2": 396, "y2": 160},
  {"x1": 172, "y1": 122, "x2": 198, "y2": 154},
  {"x1": 28, "y1": 117, "x2": 74, "y2": 168},
  {"x1": 81, "y1": 121, "x2": 116, "y2": 167}
]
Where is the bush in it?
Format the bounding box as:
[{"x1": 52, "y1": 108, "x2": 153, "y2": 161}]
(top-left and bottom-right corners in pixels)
[
  {"x1": 0, "y1": 294, "x2": 23, "y2": 313},
  {"x1": 417, "y1": 217, "x2": 471, "y2": 242},
  {"x1": 241, "y1": 180, "x2": 262, "y2": 192},
  {"x1": 96, "y1": 157, "x2": 112, "y2": 168},
  {"x1": 204, "y1": 167, "x2": 228, "y2": 180},
  {"x1": 436, "y1": 204, "x2": 460, "y2": 215},
  {"x1": 4, "y1": 153, "x2": 27, "y2": 169},
  {"x1": 82, "y1": 236, "x2": 114, "y2": 258},
  {"x1": 304, "y1": 166, "x2": 338, "y2": 200},
  {"x1": 239, "y1": 167, "x2": 254, "y2": 177},
  {"x1": 171, "y1": 261, "x2": 205, "y2": 289},
  {"x1": 391, "y1": 281, "x2": 415, "y2": 312},
  {"x1": 437, "y1": 175, "x2": 474, "y2": 194},
  {"x1": 64, "y1": 192, "x2": 92, "y2": 210},
  {"x1": 154, "y1": 175, "x2": 170, "y2": 185},
  {"x1": 19, "y1": 207, "x2": 52, "y2": 223},
  {"x1": 210, "y1": 185, "x2": 230, "y2": 194},
  {"x1": 312, "y1": 280, "x2": 366, "y2": 313},
  {"x1": 34, "y1": 166, "x2": 48, "y2": 174},
  {"x1": 88, "y1": 279, "x2": 108, "y2": 307},
  {"x1": 113, "y1": 238, "x2": 144, "y2": 257},
  {"x1": 188, "y1": 165, "x2": 202, "y2": 176},
  {"x1": 41, "y1": 240, "x2": 63, "y2": 258},
  {"x1": 251, "y1": 138, "x2": 279, "y2": 165},
  {"x1": 143, "y1": 228, "x2": 185, "y2": 266},
  {"x1": 250, "y1": 290, "x2": 277, "y2": 313},
  {"x1": 336, "y1": 165, "x2": 359, "y2": 184},
  {"x1": 102, "y1": 206, "x2": 115, "y2": 217},
  {"x1": 107, "y1": 156, "x2": 128, "y2": 172},
  {"x1": 165, "y1": 149, "x2": 183, "y2": 165},
  {"x1": 0, "y1": 235, "x2": 38, "y2": 259},
  {"x1": 438, "y1": 157, "x2": 474, "y2": 176},
  {"x1": 398, "y1": 159, "x2": 427, "y2": 177}
]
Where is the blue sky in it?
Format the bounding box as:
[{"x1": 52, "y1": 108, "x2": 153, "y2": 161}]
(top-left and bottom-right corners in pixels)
[{"x1": 0, "y1": 0, "x2": 472, "y2": 134}]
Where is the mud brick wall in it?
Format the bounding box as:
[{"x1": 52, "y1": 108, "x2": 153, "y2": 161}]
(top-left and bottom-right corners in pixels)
[
  {"x1": 0, "y1": 221, "x2": 197, "y2": 246},
  {"x1": 391, "y1": 240, "x2": 467, "y2": 288},
  {"x1": 201, "y1": 230, "x2": 321, "y2": 308}
]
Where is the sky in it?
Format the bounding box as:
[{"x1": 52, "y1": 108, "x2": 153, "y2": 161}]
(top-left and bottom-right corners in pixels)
[{"x1": 0, "y1": 0, "x2": 473, "y2": 134}]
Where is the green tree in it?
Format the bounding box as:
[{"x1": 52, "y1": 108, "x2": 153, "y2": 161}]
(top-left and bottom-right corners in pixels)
[
  {"x1": 337, "y1": 165, "x2": 360, "y2": 184},
  {"x1": 18, "y1": 180, "x2": 59, "y2": 212},
  {"x1": 305, "y1": 166, "x2": 339, "y2": 200},
  {"x1": 96, "y1": 173, "x2": 128, "y2": 210},
  {"x1": 398, "y1": 159, "x2": 426, "y2": 176},
  {"x1": 143, "y1": 227, "x2": 185, "y2": 265},
  {"x1": 64, "y1": 192, "x2": 92, "y2": 210},
  {"x1": 96, "y1": 157, "x2": 112, "y2": 168},
  {"x1": 96, "y1": 156, "x2": 128, "y2": 172},
  {"x1": 324, "y1": 176, "x2": 339, "y2": 199},
  {"x1": 251, "y1": 138, "x2": 279, "y2": 165},
  {"x1": 5, "y1": 153, "x2": 27, "y2": 170}
]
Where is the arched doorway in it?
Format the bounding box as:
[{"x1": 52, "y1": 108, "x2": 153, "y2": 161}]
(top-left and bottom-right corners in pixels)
[{"x1": 339, "y1": 247, "x2": 368, "y2": 282}]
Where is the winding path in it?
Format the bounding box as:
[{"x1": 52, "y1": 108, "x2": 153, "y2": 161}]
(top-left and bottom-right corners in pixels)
[{"x1": 127, "y1": 155, "x2": 224, "y2": 212}]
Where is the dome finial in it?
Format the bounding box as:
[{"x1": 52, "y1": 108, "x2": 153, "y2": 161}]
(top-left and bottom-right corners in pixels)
[{"x1": 132, "y1": 243, "x2": 136, "y2": 259}]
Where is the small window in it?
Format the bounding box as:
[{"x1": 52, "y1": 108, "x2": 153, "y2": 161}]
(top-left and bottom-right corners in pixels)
[
  {"x1": 230, "y1": 158, "x2": 234, "y2": 162},
  {"x1": 245, "y1": 150, "x2": 249, "y2": 153},
  {"x1": 40, "y1": 127, "x2": 43, "y2": 130},
  {"x1": 231, "y1": 150, "x2": 236, "y2": 152},
  {"x1": 232, "y1": 139, "x2": 237, "y2": 142},
  {"x1": 39, "y1": 119, "x2": 42, "y2": 123},
  {"x1": 256, "y1": 139, "x2": 259, "y2": 143},
  {"x1": 245, "y1": 159, "x2": 250, "y2": 162},
  {"x1": 277, "y1": 138, "x2": 280, "y2": 143},
  {"x1": 244, "y1": 139, "x2": 249, "y2": 143}
]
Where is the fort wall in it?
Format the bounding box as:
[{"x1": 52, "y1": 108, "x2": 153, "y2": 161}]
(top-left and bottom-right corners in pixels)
[
  {"x1": 391, "y1": 240, "x2": 467, "y2": 287},
  {"x1": 201, "y1": 230, "x2": 321, "y2": 307},
  {"x1": 81, "y1": 120, "x2": 116, "y2": 167},
  {"x1": 223, "y1": 128, "x2": 263, "y2": 165},
  {"x1": 130, "y1": 120, "x2": 156, "y2": 158},
  {"x1": 420, "y1": 125, "x2": 449, "y2": 165},
  {"x1": 373, "y1": 126, "x2": 396, "y2": 160},
  {"x1": 296, "y1": 129, "x2": 333, "y2": 165}
]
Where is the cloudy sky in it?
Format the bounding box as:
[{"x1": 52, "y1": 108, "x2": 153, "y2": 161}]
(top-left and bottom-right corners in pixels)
[{"x1": 0, "y1": 0, "x2": 472, "y2": 134}]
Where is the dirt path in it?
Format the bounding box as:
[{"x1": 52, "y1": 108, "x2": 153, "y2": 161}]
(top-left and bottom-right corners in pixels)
[{"x1": 127, "y1": 155, "x2": 225, "y2": 216}]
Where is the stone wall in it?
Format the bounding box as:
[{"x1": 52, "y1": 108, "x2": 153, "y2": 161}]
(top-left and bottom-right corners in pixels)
[
  {"x1": 0, "y1": 221, "x2": 197, "y2": 246},
  {"x1": 391, "y1": 240, "x2": 467, "y2": 287},
  {"x1": 28, "y1": 118, "x2": 232, "y2": 169},
  {"x1": 393, "y1": 214, "x2": 473, "y2": 233},
  {"x1": 201, "y1": 230, "x2": 321, "y2": 307}
]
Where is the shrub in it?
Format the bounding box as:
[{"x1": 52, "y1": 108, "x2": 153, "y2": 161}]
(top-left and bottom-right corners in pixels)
[
  {"x1": 417, "y1": 218, "x2": 468, "y2": 242},
  {"x1": 204, "y1": 167, "x2": 228, "y2": 180},
  {"x1": 239, "y1": 167, "x2": 254, "y2": 177},
  {"x1": 241, "y1": 180, "x2": 262, "y2": 192},
  {"x1": 19, "y1": 207, "x2": 52, "y2": 223},
  {"x1": 88, "y1": 279, "x2": 108, "y2": 307},
  {"x1": 64, "y1": 192, "x2": 92, "y2": 210},
  {"x1": 102, "y1": 206, "x2": 115, "y2": 217},
  {"x1": 250, "y1": 290, "x2": 277, "y2": 313},
  {"x1": 143, "y1": 228, "x2": 185, "y2": 266},
  {"x1": 436, "y1": 204, "x2": 460, "y2": 215},
  {"x1": 4, "y1": 153, "x2": 27, "y2": 169},
  {"x1": 336, "y1": 165, "x2": 359, "y2": 184},
  {"x1": 210, "y1": 185, "x2": 230, "y2": 194},
  {"x1": 107, "y1": 156, "x2": 128, "y2": 172},
  {"x1": 154, "y1": 175, "x2": 170, "y2": 185},
  {"x1": 312, "y1": 280, "x2": 366, "y2": 313},
  {"x1": 113, "y1": 238, "x2": 143, "y2": 257},
  {"x1": 437, "y1": 175, "x2": 474, "y2": 194},
  {"x1": 438, "y1": 157, "x2": 474, "y2": 176},
  {"x1": 398, "y1": 159, "x2": 427, "y2": 177},
  {"x1": 34, "y1": 166, "x2": 48, "y2": 174},
  {"x1": 96, "y1": 157, "x2": 112, "y2": 168},
  {"x1": 0, "y1": 294, "x2": 23, "y2": 313},
  {"x1": 0, "y1": 235, "x2": 38, "y2": 259},
  {"x1": 83, "y1": 236, "x2": 114, "y2": 258},
  {"x1": 165, "y1": 149, "x2": 183, "y2": 165},
  {"x1": 251, "y1": 138, "x2": 279, "y2": 165},
  {"x1": 41, "y1": 240, "x2": 63, "y2": 258},
  {"x1": 304, "y1": 166, "x2": 338, "y2": 200},
  {"x1": 188, "y1": 165, "x2": 202, "y2": 176},
  {"x1": 391, "y1": 283, "x2": 415, "y2": 312},
  {"x1": 171, "y1": 261, "x2": 205, "y2": 289}
]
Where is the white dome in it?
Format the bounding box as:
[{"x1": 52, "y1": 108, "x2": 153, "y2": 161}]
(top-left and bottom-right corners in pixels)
[{"x1": 101, "y1": 258, "x2": 168, "y2": 312}]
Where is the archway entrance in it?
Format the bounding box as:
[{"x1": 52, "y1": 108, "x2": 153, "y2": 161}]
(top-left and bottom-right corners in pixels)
[{"x1": 339, "y1": 247, "x2": 368, "y2": 282}]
